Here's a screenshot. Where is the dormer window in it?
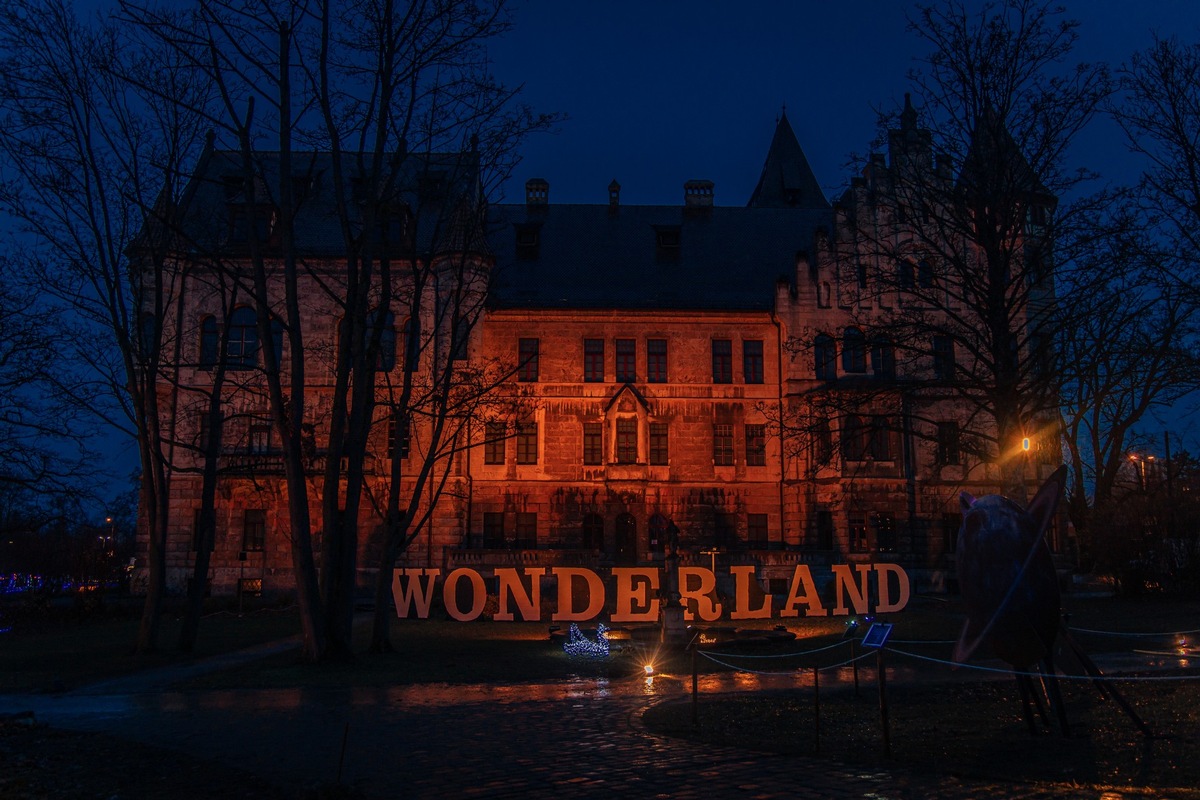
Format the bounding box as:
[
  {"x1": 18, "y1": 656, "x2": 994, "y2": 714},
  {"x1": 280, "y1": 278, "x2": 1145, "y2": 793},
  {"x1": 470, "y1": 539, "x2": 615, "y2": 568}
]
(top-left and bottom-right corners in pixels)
[
  {"x1": 515, "y1": 223, "x2": 541, "y2": 260},
  {"x1": 654, "y1": 225, "x2": 681, "y2": 261}
]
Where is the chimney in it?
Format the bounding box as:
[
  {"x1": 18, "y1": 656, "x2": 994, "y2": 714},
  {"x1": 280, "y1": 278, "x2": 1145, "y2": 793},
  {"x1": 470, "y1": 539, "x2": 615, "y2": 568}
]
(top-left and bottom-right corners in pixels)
[
  {"x1": 525, "y1": 178, "x2": 549, "y2": 208},
  {"x1": 684, "y1": 179, "x2": 714, "y2": 208},
  {"x1": 608, "y1": 179, "x2": 621, "y2": 210}
]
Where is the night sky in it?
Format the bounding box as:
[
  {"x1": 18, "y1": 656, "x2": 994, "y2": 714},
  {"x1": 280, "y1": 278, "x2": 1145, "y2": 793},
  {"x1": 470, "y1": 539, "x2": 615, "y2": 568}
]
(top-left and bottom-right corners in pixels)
[{"x1": 488, "y1": 1, "x2": 1200, "y2": 206}]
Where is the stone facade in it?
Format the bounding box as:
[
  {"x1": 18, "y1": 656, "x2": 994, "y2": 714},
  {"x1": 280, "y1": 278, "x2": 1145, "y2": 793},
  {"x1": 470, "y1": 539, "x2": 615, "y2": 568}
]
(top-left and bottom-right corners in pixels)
[{"x1": 139, "y1": 110, "x2": 1067, "y2": 602}]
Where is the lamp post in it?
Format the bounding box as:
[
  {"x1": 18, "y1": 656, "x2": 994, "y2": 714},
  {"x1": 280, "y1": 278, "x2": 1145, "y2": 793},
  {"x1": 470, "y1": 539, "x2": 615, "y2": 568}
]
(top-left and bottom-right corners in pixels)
[{"x1": 1130, "y1": 454, "x2": 1155, "y2": 491}]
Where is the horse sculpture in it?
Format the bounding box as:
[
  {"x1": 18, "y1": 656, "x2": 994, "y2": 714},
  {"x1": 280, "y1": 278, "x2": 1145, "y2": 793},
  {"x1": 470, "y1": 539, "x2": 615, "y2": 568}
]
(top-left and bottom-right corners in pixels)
[
  {"x1": 955, "y1": 466, "x2": 1071, "y2": 733},
  {"x1": 955, "y1": 465, "x2": 1151, "y2": 737}
]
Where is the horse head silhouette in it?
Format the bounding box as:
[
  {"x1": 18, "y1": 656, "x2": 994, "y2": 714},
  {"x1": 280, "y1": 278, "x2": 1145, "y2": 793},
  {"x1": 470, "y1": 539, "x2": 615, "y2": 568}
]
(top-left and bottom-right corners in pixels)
[{"x1": 954, "y1": 466, "x2": 1067, "y2": 669}]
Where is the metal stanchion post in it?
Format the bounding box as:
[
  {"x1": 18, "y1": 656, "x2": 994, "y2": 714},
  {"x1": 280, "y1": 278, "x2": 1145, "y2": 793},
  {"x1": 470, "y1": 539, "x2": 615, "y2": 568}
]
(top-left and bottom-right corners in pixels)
[{"x1": 813, "y1": 665, "x2": 821, "y2": 754}]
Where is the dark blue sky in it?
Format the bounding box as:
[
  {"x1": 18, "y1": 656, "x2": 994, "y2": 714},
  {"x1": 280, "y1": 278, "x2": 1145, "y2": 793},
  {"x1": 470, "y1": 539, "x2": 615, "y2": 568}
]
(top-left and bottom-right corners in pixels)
[{"x1": 488, "y1": 1, "x2": 1200, "y2": 206}]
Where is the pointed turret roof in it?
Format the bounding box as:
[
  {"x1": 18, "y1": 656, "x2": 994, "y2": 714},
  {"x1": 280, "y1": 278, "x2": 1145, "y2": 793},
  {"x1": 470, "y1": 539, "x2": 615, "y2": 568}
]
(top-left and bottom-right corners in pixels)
[{"x1": 747, "y1": 111, "x2": 830, "y2": 210}]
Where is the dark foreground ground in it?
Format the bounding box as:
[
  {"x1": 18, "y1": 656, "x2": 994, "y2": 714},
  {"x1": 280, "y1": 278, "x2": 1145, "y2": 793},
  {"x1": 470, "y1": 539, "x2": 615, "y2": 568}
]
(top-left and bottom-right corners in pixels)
[{"x1": 1, "y1": 595, "x2": 1198, "y2": 799}]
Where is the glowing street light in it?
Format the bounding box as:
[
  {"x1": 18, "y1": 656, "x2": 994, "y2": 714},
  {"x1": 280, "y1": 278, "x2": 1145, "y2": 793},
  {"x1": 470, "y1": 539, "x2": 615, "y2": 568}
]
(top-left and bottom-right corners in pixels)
[{"x1": 1129, "y1": 453, "x2": 1155, "y2": 491}]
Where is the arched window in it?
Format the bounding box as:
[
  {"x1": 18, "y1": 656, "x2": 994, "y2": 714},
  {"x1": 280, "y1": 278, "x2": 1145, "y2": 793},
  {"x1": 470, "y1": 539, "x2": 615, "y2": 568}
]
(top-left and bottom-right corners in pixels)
[
  {"x1": 918, "y1": 258, "x2": 935, "y2": 289},
  {"x1": 871, "y1": 335, "x2": 896, "y2": 379},
  {"x1": 582, "y1": 513, "x2": 603, "y2": 550},
  {"x1": 814, "y1": 334, "x2": 836, "y2": 380},
  {"x1": 898, "y1": 259, "x2": 914, "y2": 289},
  {"x1": 227, "y1": 307, "x2": 258, "y2": 369},
  {"x1": 842, "y1": 327, "x2": 866, "y2": 373},
  {"x1": 368, "y1": 310, "x2": 396, "y2": 371}
]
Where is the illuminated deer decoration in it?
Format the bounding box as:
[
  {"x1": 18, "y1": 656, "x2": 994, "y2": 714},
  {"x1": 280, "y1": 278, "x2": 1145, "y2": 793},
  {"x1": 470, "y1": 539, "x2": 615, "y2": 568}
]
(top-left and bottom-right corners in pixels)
[{"x1": 954, "y1": 466, "x2": 1070, "y2": 733}]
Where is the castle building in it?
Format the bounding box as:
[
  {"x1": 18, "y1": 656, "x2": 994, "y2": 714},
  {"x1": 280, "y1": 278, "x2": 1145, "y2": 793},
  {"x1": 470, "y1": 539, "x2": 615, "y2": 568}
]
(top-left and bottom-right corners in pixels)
[{"x1": 142, "y1": 109, "x2": 1065, "y2": 601}]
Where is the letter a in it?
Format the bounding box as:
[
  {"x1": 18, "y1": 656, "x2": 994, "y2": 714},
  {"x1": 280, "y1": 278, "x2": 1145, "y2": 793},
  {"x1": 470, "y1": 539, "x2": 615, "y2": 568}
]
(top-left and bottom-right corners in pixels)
[{"x1": 780, "y1": 565, "x2": 827, "y2": 618}]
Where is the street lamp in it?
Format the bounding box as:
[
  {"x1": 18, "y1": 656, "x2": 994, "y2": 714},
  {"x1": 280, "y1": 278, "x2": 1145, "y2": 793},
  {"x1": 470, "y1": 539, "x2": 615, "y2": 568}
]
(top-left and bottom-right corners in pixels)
[{"x1": 1129, "y1": 454, "x2": 1155, "y2": 491}]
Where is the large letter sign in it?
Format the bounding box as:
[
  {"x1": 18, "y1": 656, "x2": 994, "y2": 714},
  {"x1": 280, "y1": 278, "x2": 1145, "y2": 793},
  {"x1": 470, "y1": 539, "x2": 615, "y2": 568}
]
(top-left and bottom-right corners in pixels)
[{"x1": 391, "y1": 563, "x2": 912, "y2": 621}]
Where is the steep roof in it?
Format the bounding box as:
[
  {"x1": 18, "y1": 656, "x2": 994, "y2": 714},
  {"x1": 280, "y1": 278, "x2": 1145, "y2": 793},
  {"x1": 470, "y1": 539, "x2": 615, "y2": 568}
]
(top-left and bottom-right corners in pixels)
[
  {"x1": 747, "y1": 112, "x2": 831, "y2": 211},
  {"x1": 172, "y1": 149, "x2": 482, "y2": 257},
  {"x1": 486, "y1": 202, "x2": 830, "y2": 311}
]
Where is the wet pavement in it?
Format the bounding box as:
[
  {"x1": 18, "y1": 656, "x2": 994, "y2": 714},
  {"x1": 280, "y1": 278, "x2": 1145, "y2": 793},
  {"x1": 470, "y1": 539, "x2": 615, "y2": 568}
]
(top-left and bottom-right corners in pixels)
[{"x1": 1, "y1": 642, "x2": 1192, "y2": 799}]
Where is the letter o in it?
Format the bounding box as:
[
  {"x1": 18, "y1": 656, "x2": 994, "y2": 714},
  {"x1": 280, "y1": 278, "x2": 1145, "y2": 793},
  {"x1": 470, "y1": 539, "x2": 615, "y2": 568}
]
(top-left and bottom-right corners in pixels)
[{"x1": 444, "y1": 568, "x2": 487, "y2": 621}]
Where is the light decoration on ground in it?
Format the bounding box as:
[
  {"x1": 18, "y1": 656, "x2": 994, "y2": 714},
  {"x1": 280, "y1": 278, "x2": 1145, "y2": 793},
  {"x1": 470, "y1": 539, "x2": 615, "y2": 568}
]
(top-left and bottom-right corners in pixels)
[{"x1": 562, "y1": 622, "x2": 610, "y2": 658}]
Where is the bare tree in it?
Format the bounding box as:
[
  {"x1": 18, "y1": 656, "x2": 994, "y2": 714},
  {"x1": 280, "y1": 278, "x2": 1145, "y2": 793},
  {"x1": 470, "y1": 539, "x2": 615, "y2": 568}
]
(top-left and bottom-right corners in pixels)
[
  {"x1": 0, "y1": 0, "x2": 213, "y2": 652},
  {"x1": 1113, "y1": 36, "x2": 1200, "y2": 274},
  {"x1": 828, "y1": 0, "x2": 1109, "y2": 500},
  {"x1": 128, "y1": 0, "x2": 551, "y2": 659},
  {"x1": 1057, "y1": 212, "x2": 1200, "y2": 562},
  {"x1": 0, "y1": 254, "x2": 95, "y2": 494}
]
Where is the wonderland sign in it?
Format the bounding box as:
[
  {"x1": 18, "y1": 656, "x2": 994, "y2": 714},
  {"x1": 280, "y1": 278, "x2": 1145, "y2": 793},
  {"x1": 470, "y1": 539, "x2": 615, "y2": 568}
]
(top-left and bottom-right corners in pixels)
[{"x1": 392, "y1": 564, "x2": 910, "y2": 622}]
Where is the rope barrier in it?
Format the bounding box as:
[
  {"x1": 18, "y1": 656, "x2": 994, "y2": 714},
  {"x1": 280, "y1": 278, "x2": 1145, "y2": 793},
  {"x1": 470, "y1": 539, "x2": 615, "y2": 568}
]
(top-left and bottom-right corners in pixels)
[
  {"x1": 888, "y1": 646, "x2": 1200, "y2": 682},
  {"x1": 695, "y1": 645, "x2": 873, "y2": 676},
  {"x1": 691, "y1": 639, "x2": 851, "y2": 660},
  {"x1": 1067, "y1": 625, "x2": 1200, "y2": 638}
]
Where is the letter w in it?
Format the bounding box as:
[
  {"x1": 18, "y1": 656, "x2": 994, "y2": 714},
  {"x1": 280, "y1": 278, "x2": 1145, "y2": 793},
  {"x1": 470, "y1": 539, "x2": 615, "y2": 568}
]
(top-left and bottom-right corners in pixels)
[{"x1": 392, "y1": 569, "x2": 441, "y2": 618}]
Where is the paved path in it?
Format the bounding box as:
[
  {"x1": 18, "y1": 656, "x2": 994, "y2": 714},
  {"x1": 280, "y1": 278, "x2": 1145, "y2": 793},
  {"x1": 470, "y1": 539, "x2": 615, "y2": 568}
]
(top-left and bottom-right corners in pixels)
[{"x1": 3, "y1": 658, "x2": 1180, "y2": 800}]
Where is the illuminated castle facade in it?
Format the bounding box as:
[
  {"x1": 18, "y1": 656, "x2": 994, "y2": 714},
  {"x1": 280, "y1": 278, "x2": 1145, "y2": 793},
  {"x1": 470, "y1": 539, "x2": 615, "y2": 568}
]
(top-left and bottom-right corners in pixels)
[{"x1": 142, "y1": 111, "x2": 1066, "y2": 600}]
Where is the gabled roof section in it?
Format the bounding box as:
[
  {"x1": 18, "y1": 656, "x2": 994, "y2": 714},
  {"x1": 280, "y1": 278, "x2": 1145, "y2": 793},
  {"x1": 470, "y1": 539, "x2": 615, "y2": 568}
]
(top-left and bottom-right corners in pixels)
[
  {"x1": 957, "y1": 108, "x2": 1054, "y2": 204},
  {"x1": 604, "y1": 383, "x2": 651, "y2": 414},
  {"x1": 747, "y1": 112, "x2": 831, "y2": 211}
]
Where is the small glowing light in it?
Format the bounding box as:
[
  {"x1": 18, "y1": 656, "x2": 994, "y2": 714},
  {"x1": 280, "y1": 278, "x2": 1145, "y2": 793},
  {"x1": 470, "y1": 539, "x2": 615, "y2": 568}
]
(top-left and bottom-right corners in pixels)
[
  {"x1": 1021, "y1": 437, "x2": 1031, "y2": 451},
  {"x1": 643, "y1": 663, "x2": 654, "y2": 676}
]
